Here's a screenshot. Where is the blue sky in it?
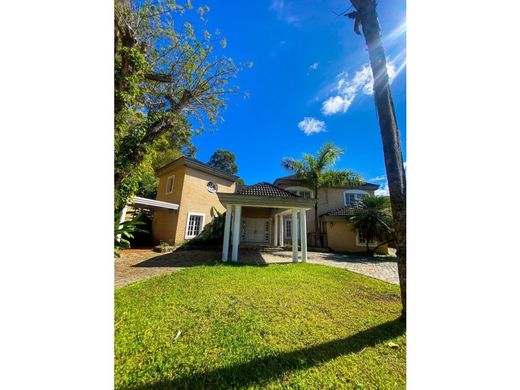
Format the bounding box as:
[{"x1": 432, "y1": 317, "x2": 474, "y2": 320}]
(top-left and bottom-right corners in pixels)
[{"x1": 189, "y1": 0, "x2": 406, "y2": 193}]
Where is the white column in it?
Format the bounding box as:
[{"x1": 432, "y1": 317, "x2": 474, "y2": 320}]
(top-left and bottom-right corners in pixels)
[
  {"x1": 279, "y1": 215, "x2": 284, "y2": 247},
  {"x1": 222, "y1": 205, "x2": 233, "y2": 262},
  {"x1": 300, "y1": 208, "x2": 308, "y2": 262},
  {"x1": 116, "y1": 205, "x2": 128, "y2": 242},
  {"x1": 231, "y1": 205, "x2": 242, "y2": 262},
  {"x1": 291, "y1": 209, "x2": 298, "y2": 262},
  {"x1": 273, "y1": 215, "x2": 278, "y2": 246}
]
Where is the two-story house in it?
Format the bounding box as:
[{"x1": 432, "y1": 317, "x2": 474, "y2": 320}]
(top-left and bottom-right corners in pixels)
[{"x1": 151, "y1": 156, "x2": 387, "y2": 262}]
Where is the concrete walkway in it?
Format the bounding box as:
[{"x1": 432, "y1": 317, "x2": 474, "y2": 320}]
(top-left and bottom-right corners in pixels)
[{"x1": 115, "y1": 248, "x2": 398, "y2": 288}]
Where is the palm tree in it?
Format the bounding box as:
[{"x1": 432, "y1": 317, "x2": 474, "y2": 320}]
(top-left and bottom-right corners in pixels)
[
  {"x1": 346, "y1": 0, "x2": 407, "y2": 319},
  {"x1": 282, "y1": 142, "x2": 362, "y2": 247},
  {"x1": 345, "y1": 195, "x2": 393, "y2": 255}
]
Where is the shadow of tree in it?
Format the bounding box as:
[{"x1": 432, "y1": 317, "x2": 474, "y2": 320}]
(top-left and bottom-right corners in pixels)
[{"x1": 123, "y1": 318, "x2": 405, "y2": 390}]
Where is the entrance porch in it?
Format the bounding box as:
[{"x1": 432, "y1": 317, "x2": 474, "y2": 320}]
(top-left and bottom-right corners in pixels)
[{"x1": 217, "y1": 183, "x2": 314, "y2": 263}]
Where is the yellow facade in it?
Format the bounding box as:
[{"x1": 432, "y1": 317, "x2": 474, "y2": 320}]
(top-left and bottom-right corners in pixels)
[
  {"x1": 152, "y1": 162, "x2": 236, "y2": 245},
  {"x1": 324, "y1": 220, "x2": 388, "y2": 254}
]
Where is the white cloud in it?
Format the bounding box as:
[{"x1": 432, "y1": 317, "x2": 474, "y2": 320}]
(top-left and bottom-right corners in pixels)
[
  {"x1": 298, "y1": 117, "x2": 326, "y2": 135},
  {"x1": 321, "y1": 95, "x2": 354, "y2": 115},
  {"x1": 309, "y1": 62, "x2": 319, "y2": 70},
  {"x1": 375, "y1": 181, "x2": 390, "y2": 196},
  {"x1": 321, "y1": 62, "x2": 397, "y2": 116},
  {"x1": 370, "y1": 175, "x2": 387, "y2": 182},
  {"x1": 269, "y1": 0, "x2": 299, "y2": 25}
]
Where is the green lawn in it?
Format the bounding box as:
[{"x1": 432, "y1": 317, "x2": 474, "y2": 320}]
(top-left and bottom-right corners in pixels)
[{"x1": 115, "y1": 263, "x2": 405, "y2": 389}]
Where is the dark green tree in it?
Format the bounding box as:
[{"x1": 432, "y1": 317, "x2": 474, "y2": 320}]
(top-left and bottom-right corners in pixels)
[
  {"x1": 208, "y1": 149, "x2": 238, "y2": 174},
  {"x1": 282, "y1": 142, "x2": 362, "y2": 247},
  {"x1": 114, "y1": 0, "x2": 248, "y2": 211},
  {"x1": 345, "y1": 195, "x2": 393, "y2": 254}
]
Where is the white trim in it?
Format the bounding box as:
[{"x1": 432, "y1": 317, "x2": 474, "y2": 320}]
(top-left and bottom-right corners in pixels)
[
  {"x1": 132, "y1": 196, "x2": 179, "y2": 210},
  {"x1": 165, "y1": 175, "x2": 175, "y2": 194},
  {"x1": 222, "y1": 205, "x2": 233, "y2": 262},
  {"x1": 343, "y1": 189, "x2": 369, "y2": 206},
  {"x1": 291, "y1": 209, "x2": 299, "y2": 263},
  {"x1": 231, "y1": 205, "x2": 242, "y2": 262},
  {"x1": 285, "y1": 186, "x2": 314, "y2": 199},
  {"x1": 185, "y1": 212, "x2": 205, "y2": 239},
  {"x1": 300, "y1": 208, "x2": 307, "y2": 262}
]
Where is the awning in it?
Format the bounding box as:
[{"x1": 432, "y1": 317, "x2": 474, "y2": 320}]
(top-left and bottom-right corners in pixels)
[{"x1": 131, "y1": 196, "x2": 179, "y2": 211}]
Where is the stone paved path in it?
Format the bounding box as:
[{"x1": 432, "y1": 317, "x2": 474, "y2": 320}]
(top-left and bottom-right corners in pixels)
[{"x1": 115, "y1": 248, "x2": 398, "y2": 288}]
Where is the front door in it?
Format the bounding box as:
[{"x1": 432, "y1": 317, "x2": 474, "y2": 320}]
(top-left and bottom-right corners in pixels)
[{"x1": 242, "y1": 218, "x2": 270, "y2": 243}]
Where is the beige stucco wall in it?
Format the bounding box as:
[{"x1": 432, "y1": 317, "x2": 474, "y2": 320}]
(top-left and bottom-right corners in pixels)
[
  {"x1": 277, "y1": 184, "x2": 376, "y2": 235},
  {"x1": 325, "y1": 220, "x2": 388, "y2": 254},
  {"x1": 153, "y1": 164, "x2": 236, "y2": 245}
]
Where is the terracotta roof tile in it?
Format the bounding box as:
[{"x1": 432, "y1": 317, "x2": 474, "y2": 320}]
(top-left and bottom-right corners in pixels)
[
  {"x1": 320, "y1": 206, "x2": 358, "y2": 217},
  {"x1": 236, "y1": 182, "x2": 300, "y2": 198}
]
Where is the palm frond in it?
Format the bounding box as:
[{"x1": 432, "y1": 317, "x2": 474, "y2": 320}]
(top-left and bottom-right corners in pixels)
[{"x1": 320, "y1": 170, "x2": 363, "y2": 187}]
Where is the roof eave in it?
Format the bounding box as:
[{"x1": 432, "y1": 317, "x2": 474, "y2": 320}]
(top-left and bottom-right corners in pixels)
[{"x1": 217, "y1": 193, "x2": 315, "y2": 209}]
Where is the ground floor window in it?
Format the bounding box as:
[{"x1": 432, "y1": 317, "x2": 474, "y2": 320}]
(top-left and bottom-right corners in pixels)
[
  {"x1": 357, "y1": 229, "x2": 377, "y2": 245},
  {"x1": 285, "y1": 219, "x2": 292, "y2": 239},
  {"x1": 185, "y1": 212, "x2": 205, "y2": 239}
]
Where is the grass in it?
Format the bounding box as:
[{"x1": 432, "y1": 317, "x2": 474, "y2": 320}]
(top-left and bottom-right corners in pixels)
[{"x1": 115, "y1": 263, "x2": 405, "y2": 389}]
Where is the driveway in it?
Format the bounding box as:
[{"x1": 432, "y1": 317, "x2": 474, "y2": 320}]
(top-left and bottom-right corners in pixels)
[{"x1": 115, "y1": 248, "x2": 399, "y2": 288}]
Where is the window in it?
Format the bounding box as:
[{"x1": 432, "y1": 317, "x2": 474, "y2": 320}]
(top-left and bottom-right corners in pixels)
[
  {"x1": 344, "y1": 190, "x2": 369, "y2": 206},
  {"x1": 207, "y1": 181, "x2": 218, "y2": 193},
  {"x1": 299, "y1": 191, "x2": 312, "y2": 199},
  {"x1": 185, "y1": 213, "x2": 205, "y2": 239},
  {"x1": 357, "y1": 229, "x2": 377, "y2": 246},
  {"x1": 165, "y1": 175, "x2": 175, "y2": 194},
  {"x1": 285, "y1": 219, "x2": 292, "y2": 239},
  {"x1": 286, "y1": 187, "x2": 313, "y2": 199}
]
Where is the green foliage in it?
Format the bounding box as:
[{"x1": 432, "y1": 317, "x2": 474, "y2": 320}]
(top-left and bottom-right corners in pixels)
[
  {"x1": 182, "y1": 207, "x2": 225, "y2": 248},
  {"x1": 282, "y1": 142, "x2": 362, "y2": 190},
  {"x1": 207, "y1": 148, "x2": 238, "y2": 174},
  {"x1": 345, "y1": 195, "x2": 394, "y2": 254},
  {"x1": 114, "y1": 0, "x2": 247, "y2": 210},
  {"x1": 115, "y1": 264, "x2": 405, "y2": 389},
  {"x1": 114, "y1": 211, "x2": 148, "y2": 257},
  {"x1": 282, "y1": 142, "x2": 363, "y2": 238}
]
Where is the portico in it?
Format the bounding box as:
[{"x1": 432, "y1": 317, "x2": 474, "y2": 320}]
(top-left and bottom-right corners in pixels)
[{"x1": 217, "y1": 183, "x2": 314, "y2": 263}]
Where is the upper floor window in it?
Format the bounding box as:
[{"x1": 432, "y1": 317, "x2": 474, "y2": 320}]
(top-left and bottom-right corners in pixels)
[
  {"x1": 344, "y1": 190, "x2": 369, "y2": 206},
  {"x1": 165, "y1": 175, "x2": 175, "y2": 194},
  {"x1": 286, "y1": 187, "x2": 313, "y2": 199}
]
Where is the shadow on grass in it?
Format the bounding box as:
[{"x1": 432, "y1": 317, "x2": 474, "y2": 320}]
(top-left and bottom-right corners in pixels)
[
  {"x1": 132, "y1": 248, "x2": 292, "y2": 268},
  {"x1": 123, "y1": 318, "x2": 405, "y2": 390}
]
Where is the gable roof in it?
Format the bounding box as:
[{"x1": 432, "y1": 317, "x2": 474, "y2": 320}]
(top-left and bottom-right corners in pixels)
[
  {"x1": 236, "y1": 182, "x2": 300, "y2": 198},
  {"x1": 273, "y1": 174, "x2": 379, "y2": 190},
  {"x1": 155, "y1": 156, "x2": 240, "y2": 182}
]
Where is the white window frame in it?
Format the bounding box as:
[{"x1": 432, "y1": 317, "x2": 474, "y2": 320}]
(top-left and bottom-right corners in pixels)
[
  {"x1": 356, "y1": 229, "x2": 378, "y2": 247},
  {"x1": 185, "y1": 212, "x2": 206, "y2": 239},
  {"x1": 165, "y1": 175, "x2": 175, "y2": 194},
  {"x1": 344, "y1": 189, "x2": 369, "y2": 206},
  {"x1": 285, "y1": 218, "x2": 292, "y2": 239},
  {"x1": 285, "y1": 186, "x2": 314, "y2": 199}
]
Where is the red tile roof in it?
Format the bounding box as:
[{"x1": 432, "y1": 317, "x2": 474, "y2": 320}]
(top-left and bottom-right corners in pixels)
[{"x1": 236, "y1": 182, "x2": 300, "y2": 198}]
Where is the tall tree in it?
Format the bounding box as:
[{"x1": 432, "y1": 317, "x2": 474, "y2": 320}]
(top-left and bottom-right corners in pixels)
[
  {"x1": 282, "y1": 142, "x2": 362, "y2": 247},
  {"x1": 346, "y1": 0, "x2": 407, "y2": 318},
  {"x1": 114, "y1": 0, "x2": 247, "y2": 210},
  {"x1": 208, "y1": 149, "x2": 238, "y2": 174}
]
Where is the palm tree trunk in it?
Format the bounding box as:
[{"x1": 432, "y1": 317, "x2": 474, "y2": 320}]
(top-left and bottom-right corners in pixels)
[{"x1": 349, "y1": 0, "x2": 407, "y2": 319}]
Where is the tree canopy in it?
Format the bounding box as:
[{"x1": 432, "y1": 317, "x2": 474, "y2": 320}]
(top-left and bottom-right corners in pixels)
[
  {"x1": 114, "y1": 0, "x2": 248, "y2": 210},
  {"x1": 208, "y1": 149, "x2": 238, "y2": 174}
]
